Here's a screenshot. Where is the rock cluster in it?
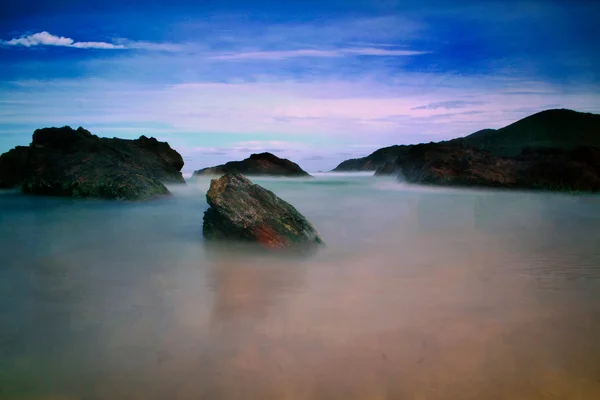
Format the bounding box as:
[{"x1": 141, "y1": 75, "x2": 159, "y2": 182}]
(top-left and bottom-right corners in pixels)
[{"x1": 0, "y1": 126, "x2": 185, "y2": 200}]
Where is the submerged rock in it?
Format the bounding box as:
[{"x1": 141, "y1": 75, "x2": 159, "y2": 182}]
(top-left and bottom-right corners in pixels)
[
  {"x1": 374, "y1": 161, "x2": 399, "y2": 176},
  {"x1": 0, "y1": 126, "x2": 185, "y2": 200},
  {"x1": 203, "y1": 173, "x2": 324, "y2": 249},
  {"x1": 194, "y1": 152, "x2": 311, "y2": 177}
]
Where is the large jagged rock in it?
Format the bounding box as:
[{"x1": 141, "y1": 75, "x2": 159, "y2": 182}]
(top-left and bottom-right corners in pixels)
[
  {"x1": 194, "y1": 152, "x2": 311, "y2": 177},
  {"x1": 397, "y1": 141, "x2": 600, "y2": 192},
  {"x1": 0, "y1": 126, "x2": 185, "y2": 200},
  {"x1": 203, "y1": 173, "x2": 324, "y2": 249}
]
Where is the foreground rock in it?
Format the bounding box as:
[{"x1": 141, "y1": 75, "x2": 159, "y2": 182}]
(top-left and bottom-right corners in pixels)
[
  {"x1": 398, "y1": 141, "x2": 600, "y2": 192},
  {"x1": 203, "y1": 173, "x2": 324, "y2": 249},
  {"x1": 0, "y1": 126, "x2": 185, "y2": 200},
  {"x1": 374, "y1": 162, "x2": 399, "y2": 176},
  {"x1": 194, "y1": 152, "x2": 311, "y2": 177}
]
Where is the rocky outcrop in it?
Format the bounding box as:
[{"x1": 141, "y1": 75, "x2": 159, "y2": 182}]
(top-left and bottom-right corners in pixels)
[
  {"x1": 0, "y1": 126, "x2": 185, "y2": 200},
  {"x1": 203, "y1": 173, "x2": 324, "y2": 249},
  {"x1": 194, "y1": 152, "x2": 311, "y2": 177},
  {"x1": 512, "y1": 146, "x2": 600, "y2": 191},
  {"x1": 0, "y1": 146, "x2": 30, "y2": 189},
  {"x1": 374, "y1": 162, "x2": 399, "y2": 176},
  {"x1": 332, "y1": 145, "x2": 409, "y2": 172},
  {"x1": 397, "y1": 141, "x2": 600, "y2": 192}
]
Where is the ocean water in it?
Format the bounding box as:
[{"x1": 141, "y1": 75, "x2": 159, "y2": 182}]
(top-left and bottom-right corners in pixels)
[{"x1": 1, "y1": 173, "x2": 600, "y2": 399}]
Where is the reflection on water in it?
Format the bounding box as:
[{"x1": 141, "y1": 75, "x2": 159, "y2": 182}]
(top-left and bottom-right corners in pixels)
[{"x1": 1, "y1": 174, "x2": 600, "y2": 399}]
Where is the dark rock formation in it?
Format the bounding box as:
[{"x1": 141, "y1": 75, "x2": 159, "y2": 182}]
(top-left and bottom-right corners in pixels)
[
  {"x1": 332, "y1": 145, "x2": 409, "y2": 172},
  {"x1": 397, "y1": 141, "x2": 600, "y2": 192},
  {"x1": 203, "y1": 173, "x2": 324, "y2": 249},
  {"x1": 513, "y1": 146, "x2": 600, "y2": 191},
  {"x1": 194, "y1": 152, "x2": 311, "y2": 177},
  {"x1": 0, "y1": 146, "x2": 29, "y2": 188},
  {"x1": 398, "y1": 142, "x2": 515, "y2": 187},
  {"x1": 0, "y1": 126, "x2": 185, "y2": 200},
  {"x1": 374, "y1": 161, "x2": 399, "y2": 176}
]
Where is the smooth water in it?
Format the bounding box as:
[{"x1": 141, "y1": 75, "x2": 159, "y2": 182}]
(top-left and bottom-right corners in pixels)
[{"x1": 1, "y1": 174, "x2": 600, "y2": 399}]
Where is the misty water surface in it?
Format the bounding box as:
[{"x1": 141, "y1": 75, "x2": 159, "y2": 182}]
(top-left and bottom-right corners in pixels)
[{"x1": 1, "y1": 173, "x2": 600, "y2": 399}]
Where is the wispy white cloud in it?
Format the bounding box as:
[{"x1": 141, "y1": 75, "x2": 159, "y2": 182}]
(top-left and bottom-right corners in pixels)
[
  {"x1": 1, "y1": 31, "x2": 183, "y2": 51},
  {"x1": 3, "y1": 31, "x2": 125, "y2": 49},
  {"x1": 114, "y1": 40, "x2": 188, "y2": 52},
  {"x1": 210, "y1": 47, "x2": 429, "y2": 60}
]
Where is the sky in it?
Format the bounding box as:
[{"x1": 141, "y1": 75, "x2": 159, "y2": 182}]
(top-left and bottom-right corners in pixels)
[{"x1": 1, "y1": 0, "x2": 600, "y2": 172}]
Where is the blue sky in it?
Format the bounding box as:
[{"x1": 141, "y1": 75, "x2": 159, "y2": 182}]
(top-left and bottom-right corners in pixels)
[{"x1": 1, "y1": 0, "x2": 600, "y2": 172}]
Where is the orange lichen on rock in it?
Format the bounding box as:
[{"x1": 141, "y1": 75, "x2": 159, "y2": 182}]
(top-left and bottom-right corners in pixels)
[{"x1": 252, "y1": 225, "x2": 289, "y2": 249}]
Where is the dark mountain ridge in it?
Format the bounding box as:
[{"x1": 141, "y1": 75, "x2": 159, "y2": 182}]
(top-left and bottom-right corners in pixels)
[{"x1": 332, "y1": 109, "x2": 600, "y2": 171}]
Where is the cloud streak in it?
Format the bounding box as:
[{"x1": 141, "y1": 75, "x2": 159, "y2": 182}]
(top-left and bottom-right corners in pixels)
[
  {"x1": 210, "y1": 47, "x2": 429, "y2": 60},
  {"x1": 2, "y1": 31, "x2": 125, "y2": 49},
  {"x1": 1, "y1": 31, "x2": 184, "y2": 51},
  {"x1": 411, "y1": 100, "x2": 487, "y2": 110}
]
